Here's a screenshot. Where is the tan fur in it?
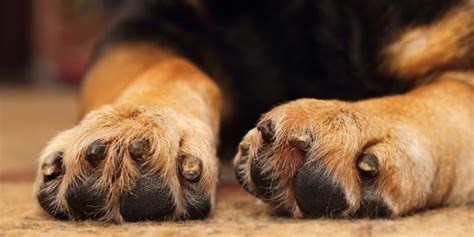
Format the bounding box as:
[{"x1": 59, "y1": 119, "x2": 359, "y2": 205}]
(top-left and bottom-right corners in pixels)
[
  {"x1": 234, "y1": 2, "x2": 474, "y2": 215},
  {"x1": 383, "y1": 2, "x2": 474, "y2": 79},
  {"x1": 36, "y1": 3, "x2": 474, "y2": 221},
  {"x1": 35, "y1": 42, "x2": 222, "y2": 222},
  {"x1": 80, "y1": 43, "x2": 175, "y2": 116},
  {"x1": 234, "y1": 74, "x2": 473, "y2": 217}
]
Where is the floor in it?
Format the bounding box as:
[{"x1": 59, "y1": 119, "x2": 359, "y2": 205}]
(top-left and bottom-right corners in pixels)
[{"x1": 0, "y1": 86, "x2": 473, "y2": 236}]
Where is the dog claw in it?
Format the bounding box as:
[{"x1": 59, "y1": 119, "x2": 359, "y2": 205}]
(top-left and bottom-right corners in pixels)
[
  {"x1": 257, "y1": 120, "x2": 275, "y2": 143},
  {"x1": 42, "y1": 166, "x2": 57, "y2": 176},
  {"x1": 41, "y1": 153, "x2": 64, "y2": 178},
  {"x1": 239, "y1": 142, "x2": 250, "y2": 156},
  {"x1": 129, "y1": 139, "x2": 149, "y2": 161},
  {"x1": 86, "y1": 140, "x2": 107, "y2": 165},
  {"x1": 357, "y1": 153, "x2": 380, "y2": 176},
  {"x1": 289, "y1": 132, "x2": 311, "y2": 150},
  {"x1": 179, "y1": 155, "x2": 202, "y2": 182}
]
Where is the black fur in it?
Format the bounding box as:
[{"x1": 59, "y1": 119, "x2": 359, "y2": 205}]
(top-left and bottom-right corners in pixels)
[{"x1": 94, "y1": 0, "x2": 460, "y2": 156}]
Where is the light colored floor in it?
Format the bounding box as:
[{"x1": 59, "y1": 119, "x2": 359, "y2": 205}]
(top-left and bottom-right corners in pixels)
[
  {"x1": 0, "y1": 86, "x2": 473, "y2": 236},
  {"x1": 1, "y1": 182, "x2": 473, "y2": 237}
]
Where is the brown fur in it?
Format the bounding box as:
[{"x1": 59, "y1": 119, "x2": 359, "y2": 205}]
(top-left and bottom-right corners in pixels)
[
  {"x1": 234, "y1": 75, "x2": 473, "y2": 217},
  {"x1": 35, "y1": 3, "x2": 474, "y2": 221},
  {"x1": 35, "y1": 42, "x2": 222, "y2": 222},
  {"x1": 231, "y1": 2, "x2": 474, "y2": 217},
  {"x1": 383, "y1": 2, "x2": 474, "y2": 80}
]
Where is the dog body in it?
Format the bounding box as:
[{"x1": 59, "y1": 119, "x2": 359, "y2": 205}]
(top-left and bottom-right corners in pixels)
[{"x1": 36, "y1": 0, "x2": 473, "y2": 222}]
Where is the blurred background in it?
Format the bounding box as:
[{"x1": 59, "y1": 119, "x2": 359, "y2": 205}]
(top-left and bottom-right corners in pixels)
[{"x1": 0, "y1": 0, "x2": 123, "y2": 181}]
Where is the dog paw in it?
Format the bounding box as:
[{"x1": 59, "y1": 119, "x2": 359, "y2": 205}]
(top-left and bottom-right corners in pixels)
[
  {"x1": 234, "y1": 99, "x2": 436, "y2": 218},
  {"x1": 35, "y1": 104, "x2": 217, "y2": 222}
]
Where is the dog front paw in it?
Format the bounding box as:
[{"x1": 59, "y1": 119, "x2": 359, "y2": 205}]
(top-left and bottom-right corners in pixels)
[
  {"x1": 35, "y1": 104, "x2": 218, "y2": 222},
  {"x1": 234, "y1": 98, "x2": 436, "y2": 218}
]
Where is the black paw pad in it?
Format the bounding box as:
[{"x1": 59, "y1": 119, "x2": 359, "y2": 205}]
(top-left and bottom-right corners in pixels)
[
  {"x1": 234, "y1": 143, "x2": 256, "y2": 194},
  {"x1": 86, "y1": 140, "x2": 107, "y2": 166},
  {"x1": 294, "y1": 161, "x2": 347, "y2": 217},
  {"x1": 66, "y1": 179, "x2": 107, "y2": 220},
  {"x1": 37, "y1": 184, "x2": 68, "y2": 220},
  {"x1": 354, "y1": 199, "x2": 391, "y2": 218},
  {"x1": 250, "y1": 154, "x2": 279, "y2": 200},
  {"x1": 183, "y1": 190, "x2": 211, "y2": 220},
  {"x1": 234, "y1": 143, "x2": 249, "y2": 186},
  {"x1": 120, "y1": 174, "x2": 175, "y2": 221},
  {"x1": 257, "y1": 120, "x2": 275, "y2": 143}
]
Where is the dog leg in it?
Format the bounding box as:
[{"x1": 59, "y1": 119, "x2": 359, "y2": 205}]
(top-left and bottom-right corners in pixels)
[
  {"x1": 234, "y1": 73, "x2": 473, "y2": 218},
  {"x1": 35, "y1": 43, "x2": 222, "y2": 222}
]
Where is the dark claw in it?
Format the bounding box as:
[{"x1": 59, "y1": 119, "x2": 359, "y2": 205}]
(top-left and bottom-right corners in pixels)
[
  {"x1": 128, "y1": 139, "x2": 149, "y2": 161},
  {"x1": 257, "y1": 120, "x2": 275, "y2": 143},
  {"x1": 42, "y1": 152, "x2": 64, "y2": 182},
  {"x1": 357, "y1": 153, "x2": 380, "y2": 177},
  {"x1": 86, "y1": 140, "x2": 107, "y2": 166},
  {"x1": 179, "y1": 155, "x2": 202, "y2": 182}
]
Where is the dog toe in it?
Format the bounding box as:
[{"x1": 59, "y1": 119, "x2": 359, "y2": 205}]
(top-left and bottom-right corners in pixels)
[{"x1": 36, "y1": 105, "x2": 218, "y2": 222}]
